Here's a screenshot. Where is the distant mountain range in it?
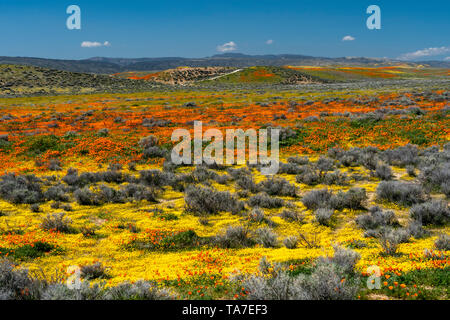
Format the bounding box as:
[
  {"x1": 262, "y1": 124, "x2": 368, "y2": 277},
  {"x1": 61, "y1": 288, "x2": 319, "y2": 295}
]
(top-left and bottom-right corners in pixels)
[{"x1": 1, "y1": 53, "x2": 449, "y2": 74}]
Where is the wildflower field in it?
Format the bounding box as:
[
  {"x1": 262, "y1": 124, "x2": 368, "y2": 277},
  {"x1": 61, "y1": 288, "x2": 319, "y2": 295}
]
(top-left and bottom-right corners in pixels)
[{"x1": 0, "y1": 77, "x2": 449, "y2": 300}]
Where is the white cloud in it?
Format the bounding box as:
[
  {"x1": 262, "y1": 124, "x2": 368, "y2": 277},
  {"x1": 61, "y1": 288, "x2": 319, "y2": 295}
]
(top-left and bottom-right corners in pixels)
[
  {"x1": 342, "y1": 35, "x2": 355, "y2": 41},
  {"x1": 266, "y1": 39, "x2": 274, "y2": 45},
  {"x1": 81, "y1": 41, "x2": 111, "y2": 48},
  {"x1": 216, "y1": 41, "x2": 237, "y2": 52},
  {"x1": 398, "y1": 46, "x2": 450, "y2": 60}
]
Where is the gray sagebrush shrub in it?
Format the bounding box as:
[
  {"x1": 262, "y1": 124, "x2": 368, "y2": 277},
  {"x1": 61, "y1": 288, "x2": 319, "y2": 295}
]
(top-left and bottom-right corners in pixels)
[
  {"x1": 299, "y1": 262, "x2": 359, "y2": 300},
  {"x1": 248, "y1": 208, "x2": 265, "y2": 223},
  {"x1": 376, "y1": 227, "x2": 410, "y2": 255},
  {"x1": 254, "y1": 227, "x2": 278, "y2": 248},
  {"x1": 330, "y1": 187, "x2": 367, "y2": 210},
  {"x1": 80, "y1": 262, "x2": 109, "y2": 280},
  {"x1": 374, "y1": 162, "x2": 393, "y2": 180},
  {"x1": 104, "y1": 280, "x2": 174, "y2": 300},
  {"x1": 248, "y1": 192, "x2": 284, "y2": 208},
  {"x1": 279, "y1": 209, "x2": 304, "y2": 223},
  {"x1": 407, "y1": 220, "x2": 429, "y2": 239},
  {"x1": 41, "y1": 282, "x2": 105, "y2": 300},
  {"x1": 314, "y1": 208, "x2": 333, "y2": 226},
  {"x1": 0, "y1": 260, "x2": 41, "y2": 300},
  {"x1": 376, "y1": 181, "x2": 427, "y2": 206},
  {"x1": 356, "y1": 206, "x2": 398, "y2": 231},
  {"x1": 295, "y1": 168, "x2": 320, "y2": 186},
  {"x1": 120, "y1": 183, "x2": 157, "y2": 202},
  {"x1": 410, "y1": 200, "x2": 450, "y2": 225},
  {"x1": 213, "y1": 225, "x2": 254, "y2": 248},
  {"x1": 44, "y1": 184, "x2": 69, "y2": 202},
  {"x1": 283, "y1": 236, "x2": 298, "y2": 249},
  {"x1": 434, "y1": 234, "x2": 450, "y2": 251},
  {"x1": 317, "y1": 246, "x2": 361, "y2": 275},
  {"x1": 301, "y1": 189, "x2": 333, "y2": 210},
  {"x1": 40, "y1": 212, "x2": 72, "y2": 233},
  {"x1": 256, "y1": 176, "x2": 298, "y2": 197},
  {"x1": 74, "y1": 187, "x2": 104, "y2": 206},
  {"x1": 184, "y1": 185, "x2": 244, "y2": 215},
  {"x1": 0, "y1": 174, "x2": 44, "y2": 204}
]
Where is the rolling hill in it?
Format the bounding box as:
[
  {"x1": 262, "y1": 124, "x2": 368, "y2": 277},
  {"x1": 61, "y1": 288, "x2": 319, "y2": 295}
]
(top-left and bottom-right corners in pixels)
[{"x1": 1, "y1": 54, "x2": 449, "y2": 75}]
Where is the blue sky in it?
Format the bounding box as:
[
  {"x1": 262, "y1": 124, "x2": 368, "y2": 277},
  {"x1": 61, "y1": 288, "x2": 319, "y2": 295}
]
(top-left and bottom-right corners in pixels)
[{"x1": 0, "y1": 0, "x2": 449, "y2": 60}]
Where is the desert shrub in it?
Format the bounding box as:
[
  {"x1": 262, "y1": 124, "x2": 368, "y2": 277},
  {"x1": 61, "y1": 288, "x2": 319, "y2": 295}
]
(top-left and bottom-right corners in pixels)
[
  {"x1": 254, "y1": 227, "x2": 278, "y2": 248},
  {"x1": 434, "y1": 234, "x2": 450, "y2": 251},
  {"x1": 80, "y1": 262, "x2": 109, "y2": 280},
  {"x1": 247, "y1": 208, "x2": 265, "y2": 223},
  {"x1": 279, "y1": 209, "x2": 304, "y2": 223},
  {"x1": 407, "y1": 220, "x2": 429, "y2": 239},
  {"x1": 0, "y1": 260, "x2": 41, "y2": 300},
  {"x1": 139, "y1": 170, "x2": 173, "y2": 188},
  {"x1": 295, "y1": 167, "x2": 320, "y2": 185},
  {"x1": 287, "y1": 156, "x2": 309, "y2": 165},
  {"x1": 143, "y1": 146, "x2": 167, "y2": 158},
  {"x1": 241, "y1": 248, "x2": 360, "y2": 300},
  {"x1": 96, "y1": 128, "x2": 109, "y2": 137},
  {"x1": 419, "y1": 162, "x2": 450, "y2": 194},
  {"x1": 441, "y1": 181, "x2": 450, "y2": 197},
  {"x1": 314, "y1": 208, "x2": 333, "y2": 226},
  {"x1": 376, "y1": 181, "x2": 427, "y2": 206},
  {"x1": 256, "y1": 176, "x2": 297, "y2": 197},
  {"x1": 40, "y1": 212, "x2": 72, "y2": 233},
  {"x1": 30, "y1": 203, "x2": 40, "y2": 212},
  {"x1": 283, "y1": 236, "x2": 298, "y2": 249},
  {"x1": 120, "y1": 183, "x2": 157, "y2": 202},
  {"x1": 315, "y1": 156, "x2": 335, "y2": 175},
  {"x1": 278, "y1": 162, "x2": 302, "y2": 174},
  {"x1": 330, "y1": 187, "x2": 367, "y2": 210},
  {"x1": 103, "y1": 280, "x2": 174, "y2": 300},
  {"x1": 382, "y1": 144, "x2": 419, "y2": 167},
  {"x1": 248, "y1": 192, "x2": 284, "y2": 208},
  {"x1": 128, "y1": 162, "x2": 137, "y2": 171},
  {"x1": 241, "y1": 262, "x2": 310, "y2": 300},
  {"x1": 74, "y1": 187, "x2": 104, "y2": 206},
  {"x1": 356, "y1": 206, "x2": 398, "y2": 231},
  {"x1": 185, "y1": 185, "x2": 243, "y2": 215},
  {"x1": 376, "y1": 227, "x2": 410, "y2": 255},
  {"x1": 0, "y1": 174, "x2": 44, "y2": 204},
  {"x1": 101, "y1": 170, "x2": 126, "y2": 184},
  {"x1": 302, "y1": 189, "x2": 332, "y2": 210},
  {"x1": 236, "y1": 175, "x2": 258, "y2": 193},
  {"x1": 62, "y1": 169, "x2": 104, "y2": 187},
  {"x1": 406, "y1": 165, "x2": 416, "y2": 177},
  {"x1": 44, "y1": 184, "x2": 69, "y2": 202},
  {"x1": 317, "y1": 245, "x2": 360, "y2": 274},
  {"x1": 241, "y1": 266, "x2": 309, "y2": 300},
  {"x1": 190, "y1": 166, "x2": 218, "y2": 183},
  {"x1": 213, "y1": 226, "x2": 254, "y2": 248},
  {"x1": 40, "y1": 281, "x2": 105, "y2": 300},
  {"x1": 374, "y1": 162, "x2": 393, "y2": 180},
  {"x1": 227, "y1": 167, "x2": 252, "y2": 179},
  {"x1": 323, "y1": 171, "x2": 348, "y2": 186},
  {"x1": 410, "y1": 200, "x2": 450, "y2": 225},
  {"x1": 300, "y1": 262, "x2": 359, "y2": 300},
  {"x1": 139, "y1": 135, "x2": 158, "y2": 149},
  {"x1": 97, "y1": 185, "x2": 126, "y2": 204}
]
